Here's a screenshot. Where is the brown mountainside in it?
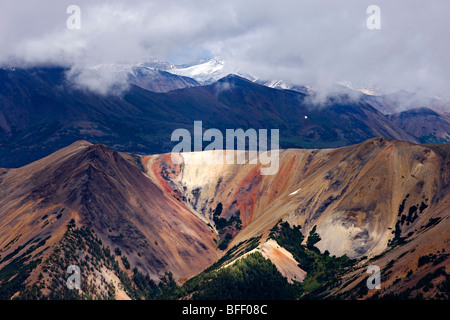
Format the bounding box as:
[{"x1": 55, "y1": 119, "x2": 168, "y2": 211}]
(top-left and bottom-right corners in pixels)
[
  {"x1": 0, "y1": 141, "x2": 218, "y2": 290},
  {"x1": 0, "y1": 138, "x2": 448, "y2": 299},
  {"x1": 388, "y1": 107, "x2": 450, "y2": 143}
]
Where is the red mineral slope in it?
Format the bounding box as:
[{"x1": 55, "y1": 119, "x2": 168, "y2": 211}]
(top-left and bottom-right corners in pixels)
[
  {"x1": 145, "y1": 138, "x2": 449, "y2": 261},
  {"x1": 1, "y1": 138, "x2": 448, "y2": 299}
]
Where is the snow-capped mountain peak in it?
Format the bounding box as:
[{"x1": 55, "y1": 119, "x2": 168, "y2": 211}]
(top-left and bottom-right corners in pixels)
[{"x1": 170, "y1": 58, "x2": 228, "y2": 84}]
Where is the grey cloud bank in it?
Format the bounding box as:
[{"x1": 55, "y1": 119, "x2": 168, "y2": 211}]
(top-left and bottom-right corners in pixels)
[{"x1": 0, "y1": 0, "x2": 449, "y2": 98}]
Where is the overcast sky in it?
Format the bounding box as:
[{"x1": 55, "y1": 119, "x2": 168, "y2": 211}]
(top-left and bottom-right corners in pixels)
[{"x1": 0, "y1": 0, "x2": 449, "y2": 97}]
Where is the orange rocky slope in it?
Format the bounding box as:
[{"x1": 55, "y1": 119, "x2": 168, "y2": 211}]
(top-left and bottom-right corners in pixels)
[
  {"x1": 145, "y1": 138, "x2": 449, "y2": 297},
  {"x1": 145, "y1": 138, "x2": 449, "y2": 259},
  {"x1": 0, "y1": 137, "x2": 448, "y2": 298}
]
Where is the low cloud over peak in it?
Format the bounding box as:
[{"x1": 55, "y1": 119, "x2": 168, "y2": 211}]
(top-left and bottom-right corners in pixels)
[{"x1": 1, "y1": 0, "x2": 449, "y2": 98}]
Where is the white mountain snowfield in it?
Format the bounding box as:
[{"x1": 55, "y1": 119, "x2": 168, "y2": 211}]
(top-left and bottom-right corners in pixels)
[
  {"x1": 88, "y1": 58, "x2": 368, "y2": 94},
  {"x1": 166, "y1": 58, "x2": 319, "y2": 96},
  {"x1": 88, "y1": 58, "x2": 227, "y2": 88},
  {"x1": 83, "y1": 58, "x2": 450, "y2": 113},
  {"x1": 88, "y1": 61, "x2": 370, "y2": 91},
  {"x1": 170, "y1": 59, "x2": 228, "y2": 84}
]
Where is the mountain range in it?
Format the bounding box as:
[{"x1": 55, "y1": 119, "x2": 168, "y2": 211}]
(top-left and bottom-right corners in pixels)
[
  {"x1": 0, "y1": 137, "x2": 448, "y2": 299},
  {"x1": 2, "y1": 66, "x2": 448, "y2": 169},
  {"x1": 0, "y1": 60, "x2": 449, "y2": 300}
]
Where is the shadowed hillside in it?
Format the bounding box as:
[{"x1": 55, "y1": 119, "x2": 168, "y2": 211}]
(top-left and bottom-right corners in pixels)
[{"x1": 0, "y1": 68, "x2": 418, "y2": 168}]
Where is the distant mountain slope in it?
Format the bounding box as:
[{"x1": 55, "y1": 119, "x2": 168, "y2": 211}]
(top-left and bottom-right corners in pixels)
[
  {"x1": 128, "y1": 69, "x2": 199, "y2": 93},
  {"x1": 91, "y1": 63, "x2": 200, "y2": 92},
  {"x1": 0, "y1": 67, "x2": 418, "y2": 168},
  {"x1": 364, "y1": 91, "x2": 450, "y2": 114},
  {"x1": 388, "y1": 107, "x2": 450, "y2": 143}
]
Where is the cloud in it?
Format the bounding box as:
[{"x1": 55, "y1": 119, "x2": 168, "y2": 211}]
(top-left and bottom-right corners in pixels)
[
  {"x1": 1, "y1": 0, "x2": 449, "y2": 98},
  {"x1": 66, "y1": 66, "x2": 130, "y2": 96},
  {"x1": 213, "y1": 80, "x2": 234, "y2": 96}
]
